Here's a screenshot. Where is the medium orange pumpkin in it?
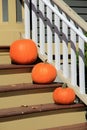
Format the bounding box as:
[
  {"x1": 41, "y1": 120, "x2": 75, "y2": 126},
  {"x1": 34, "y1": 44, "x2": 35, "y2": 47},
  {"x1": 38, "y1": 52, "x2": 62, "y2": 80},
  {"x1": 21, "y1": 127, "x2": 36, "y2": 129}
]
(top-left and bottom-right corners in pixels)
[
  {"x1": 53, "y1": 84, "x2": 76, "y2": 104},
  {"x1": 31, "y1": 62, "x2": 57, "y2": 84},
  {"x1": 10, "y1": 39, "x2": 38, "y2": 64}
]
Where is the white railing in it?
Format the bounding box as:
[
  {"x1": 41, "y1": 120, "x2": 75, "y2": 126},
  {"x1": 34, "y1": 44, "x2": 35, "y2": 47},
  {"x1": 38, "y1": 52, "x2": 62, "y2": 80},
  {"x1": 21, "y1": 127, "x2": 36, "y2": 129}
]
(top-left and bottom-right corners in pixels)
[{"x1": 24, "y1": 0, "x2": 87, "y2": 102}]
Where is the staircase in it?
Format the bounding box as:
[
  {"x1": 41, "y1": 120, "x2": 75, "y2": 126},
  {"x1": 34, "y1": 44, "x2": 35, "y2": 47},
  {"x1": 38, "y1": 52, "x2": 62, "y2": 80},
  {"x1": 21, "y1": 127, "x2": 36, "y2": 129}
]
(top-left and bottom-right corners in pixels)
[
  {"x1": 0, "y1": 46, "x2": 87, "y2": 130},
  {"x1": 0, "y1": 0, "x2": 87, "y2": 129}
]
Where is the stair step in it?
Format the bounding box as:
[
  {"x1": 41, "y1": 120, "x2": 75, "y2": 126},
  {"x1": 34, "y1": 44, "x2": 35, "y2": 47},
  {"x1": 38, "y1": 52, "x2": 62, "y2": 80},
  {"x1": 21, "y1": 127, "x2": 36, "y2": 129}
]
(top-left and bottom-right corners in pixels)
[
  {"x1": 0, "y1": 103, "x2": 86, "y2": 118},
  {"x1": 42, "y1": 122, "x2": 87, "y2": 130},
  {"x1": 0, "y1": 46, "x2": 86, "y2": 129},
  {"x1": 0, "y1": 45, "x2": 42, "y2": 69},
  {"x1": 0, "y1": 46, "x2": 9, "y2": 52},
  {"x1": 0, "y1": 59, "x2": 42, "y2": 74},
  {"x1": 0, "y1": 64, "x2": 34, "y2": 70},
  {"x1": 0, "y1": 82, "x2": 62, "y2": 93}
]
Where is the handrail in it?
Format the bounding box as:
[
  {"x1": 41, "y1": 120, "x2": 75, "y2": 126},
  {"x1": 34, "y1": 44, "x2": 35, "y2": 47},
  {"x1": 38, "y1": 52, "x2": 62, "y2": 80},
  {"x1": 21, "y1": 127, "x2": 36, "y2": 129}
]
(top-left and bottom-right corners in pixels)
[
  {"x1": 41, "y1": 0, "x2": 87, "y2": 42},
  {"x1": 53, "y1": 0, "x2": 87, "y2": 32}
]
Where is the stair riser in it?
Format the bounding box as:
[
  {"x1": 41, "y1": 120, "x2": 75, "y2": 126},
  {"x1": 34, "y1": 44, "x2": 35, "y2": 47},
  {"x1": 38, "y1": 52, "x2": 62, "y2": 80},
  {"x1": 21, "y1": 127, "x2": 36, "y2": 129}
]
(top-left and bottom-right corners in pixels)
[
  {"x1": 0, "y1": 52, "x2": 10, "y2": 64},
  {"x1": 0, "y1": 73, "x2": 32, "y2": 85},
  {"x1": 0, "y1": 91, "x2": 54, "y2": 109}
]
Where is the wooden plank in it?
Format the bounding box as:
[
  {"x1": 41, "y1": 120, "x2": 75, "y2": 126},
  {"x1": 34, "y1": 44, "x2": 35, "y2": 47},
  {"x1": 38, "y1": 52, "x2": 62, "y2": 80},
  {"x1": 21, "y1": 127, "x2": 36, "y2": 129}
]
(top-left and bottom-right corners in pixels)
[
  {"x1": 0, "y1": 64, "x2": 34, "y2": 74},
  {"x1": 53, "y1": 0, "x2": 87, "y2": 32},
  {"x1": 79, "y1": 15, "x2": 87, "y2": 21},
  {"x1": 73, "y1": 8, "x2": 87, "y2": 14},
  {"x1": 0, "y1": 64, "x2": 34, "y2": 70},
  {"x1": 0, "y1": 103, "x2": 86, "y2": 118},
  {"x1": 0, "y1": 46, "x2": 9, "y2": 52},
  {"x1": 0, "y1": 82, "x2": 62, "y2": 93},
  {"x1": 64, "y1": 0, "x2": 87, "y2": 7}
]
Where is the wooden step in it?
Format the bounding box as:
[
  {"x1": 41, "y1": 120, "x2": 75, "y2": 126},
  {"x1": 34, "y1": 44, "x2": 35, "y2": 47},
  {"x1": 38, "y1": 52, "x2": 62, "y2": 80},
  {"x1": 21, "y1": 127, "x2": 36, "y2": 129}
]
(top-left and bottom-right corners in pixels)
[
  {"x1": 0, "y1": 45, "x2": 42, "y2": 68},
  {"x1": 0, "y1": 103, "x2": 86, "y2": 118},
  {"x1": 0, "y1": 64, "x2": 34, "y2": 70},
  {"x1": 0, "y1": 46, "x2": 9, "y2": 52},
  {"x1": 0, "y1": 64, "x2": 34, "y2": 74},
  {"x1": 0, "y1": 82, "x2": 86, "y2": 119},
  {"x1": 0, "y1": 82, "x2": 62, "y2": 93},
  {"x1": 0, "y1": 59, "x2": 42, "y2": 74},
  {"x1": 42, "y1": 122, "x2": 87, "y2": 130},
  {"x1": 0, "y1": 46, "x2": 86, "y2": 130}
]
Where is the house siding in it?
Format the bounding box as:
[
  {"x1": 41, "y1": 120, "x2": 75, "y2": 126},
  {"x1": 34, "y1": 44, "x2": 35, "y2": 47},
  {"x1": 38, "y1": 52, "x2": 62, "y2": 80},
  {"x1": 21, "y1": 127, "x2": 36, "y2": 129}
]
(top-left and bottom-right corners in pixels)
[{"x1": 63, "y1": 0, "x2": 87, "y2": 22}]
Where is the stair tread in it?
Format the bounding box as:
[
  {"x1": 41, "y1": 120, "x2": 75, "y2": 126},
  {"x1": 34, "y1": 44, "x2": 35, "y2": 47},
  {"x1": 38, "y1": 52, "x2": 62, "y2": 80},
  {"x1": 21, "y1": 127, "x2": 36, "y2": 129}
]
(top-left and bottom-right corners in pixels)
[
  {"x1": 0, "y1": 64, "x2": 34, "y2": 70},
  {"x1": 0, "y1": 103, "x2": 86, "y2": 118},
  {"x1": 0, "y1": 82, "x2": 62, "y2": 93},
  {"x1": 0, "y1": 46, "x2": 9, "y2": 52},
  {"x1": 0, "y1": 45, "x2": 9, "y2": 49},
  {"x1": 42, "y1": 122, "x2": 87, "y2": 130}
]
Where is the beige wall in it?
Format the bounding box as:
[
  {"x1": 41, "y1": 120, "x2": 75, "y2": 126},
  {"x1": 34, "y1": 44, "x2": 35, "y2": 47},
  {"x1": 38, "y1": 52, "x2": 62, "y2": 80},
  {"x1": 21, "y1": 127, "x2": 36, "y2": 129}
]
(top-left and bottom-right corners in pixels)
[{"x1": 0, "y1": 0, "x2": 24, "y2": 46}]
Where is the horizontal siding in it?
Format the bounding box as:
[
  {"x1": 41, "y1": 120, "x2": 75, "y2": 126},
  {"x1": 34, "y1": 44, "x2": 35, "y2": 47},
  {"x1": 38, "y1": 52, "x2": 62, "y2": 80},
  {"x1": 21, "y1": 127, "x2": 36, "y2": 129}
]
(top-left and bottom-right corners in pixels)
[
  {"x1": 73, "y1": 8, "x2": 87, "y2": 14},
  {"x1": 64, "y1": 0, "x2": 87, "y2": 21},
  {"x1": 64, "y1": 0, "x2": 87, "y2": 7}
]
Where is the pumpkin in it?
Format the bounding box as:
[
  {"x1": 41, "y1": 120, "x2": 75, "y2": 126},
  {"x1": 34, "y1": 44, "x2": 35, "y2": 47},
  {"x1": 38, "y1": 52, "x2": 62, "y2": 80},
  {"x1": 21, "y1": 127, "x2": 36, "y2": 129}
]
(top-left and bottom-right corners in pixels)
[
  {"x1": 53, "y1": 83, "x2": 76, "y2": 104},
  {"x1": 31, "y1": 61, "x2": 57, "y2": 84},
  {"x1": 10, "y1": 39, "x2": 38, "y2": 64}
]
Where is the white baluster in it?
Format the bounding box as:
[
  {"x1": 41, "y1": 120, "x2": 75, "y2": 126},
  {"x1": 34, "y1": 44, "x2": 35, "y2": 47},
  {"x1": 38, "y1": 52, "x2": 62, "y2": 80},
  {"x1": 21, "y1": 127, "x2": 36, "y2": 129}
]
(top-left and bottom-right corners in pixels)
[
  {"x1": 24, "y1": 0, "x2": 30, "y2": 39},
  {"x1": 46, "y1": 0, "x2": 53, "y2": 63},
  {"x1": 62, "y1": 13, "x2": 69, "y2": 78},
  {"x1": 32, "y1": 0, "x2": 38, "y2": 44},
  {"x1": 54, "y1": 5, "x2": 61, "y2": 70},
  {"x1": 70, "y1": 20, "x2": 77, "y2": 86},
  {"x1": 39, "y1": 0, "x2": 45, "y2": 54},
  {"x1": 78, "y1": 28, "x2": 85, "y2": 94}
]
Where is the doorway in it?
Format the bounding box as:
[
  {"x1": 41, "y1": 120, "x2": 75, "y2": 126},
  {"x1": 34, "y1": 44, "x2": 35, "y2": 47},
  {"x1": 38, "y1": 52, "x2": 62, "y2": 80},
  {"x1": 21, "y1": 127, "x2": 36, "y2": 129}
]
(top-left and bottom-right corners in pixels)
[{"x1": 0, "y1": 0, "x2": 24, "y2": 45}]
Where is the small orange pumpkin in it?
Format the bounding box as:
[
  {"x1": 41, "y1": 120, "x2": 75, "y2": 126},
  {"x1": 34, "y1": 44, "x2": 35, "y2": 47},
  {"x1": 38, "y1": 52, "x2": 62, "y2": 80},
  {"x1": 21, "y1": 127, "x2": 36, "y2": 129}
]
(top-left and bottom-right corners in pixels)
[
  {"x1": 31, "y1": 61, "x2": 57, "y2": 84},
  {"x1": 10, "y1": 39, "x2": 38, "y2": 64},
  {"x1": 53, "y1": 83, "x2": 76, "y2": 104}
]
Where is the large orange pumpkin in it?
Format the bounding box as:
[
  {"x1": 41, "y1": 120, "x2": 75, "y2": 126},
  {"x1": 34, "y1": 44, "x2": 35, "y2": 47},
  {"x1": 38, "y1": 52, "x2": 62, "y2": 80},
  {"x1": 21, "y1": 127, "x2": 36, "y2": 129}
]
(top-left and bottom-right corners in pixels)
[
  {"x1": 31, "y1": 62, "x2": 57, "y2": 84},
  {"x1": 10, "y1": 39, "x2": 38, "y2": 64},
  {"x1": 53, "y1": 84, "x2": 76, "y2": 104}
]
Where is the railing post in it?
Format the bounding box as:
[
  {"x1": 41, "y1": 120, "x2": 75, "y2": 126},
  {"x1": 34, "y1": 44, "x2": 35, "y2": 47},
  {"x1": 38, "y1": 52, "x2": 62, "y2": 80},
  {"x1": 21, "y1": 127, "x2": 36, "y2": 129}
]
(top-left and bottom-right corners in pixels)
[
  {"x1": 24, "y1": 0, "x2": 30, "y2": 39},
  {"x1": 78, "y1": 28, "x2": 85, "y2": 94},
  {"x1": 70, "y1": 20, "x2": 77, "y2": 86},
  {"x1": 39, "y1": 0, "x2": 45, "y2": 54},
  {"x1": 54, "y1": 5, "x2": 61, "y2": 70},
  {"x1": 62, "y1": 13, "x2": 69, "y2": 78},
  {"x1": 46, "y1": 0, "x2": 53, "y2": 63},
  {"x1": 31, "y1": 0, "x2": 38, "y2": 44}
]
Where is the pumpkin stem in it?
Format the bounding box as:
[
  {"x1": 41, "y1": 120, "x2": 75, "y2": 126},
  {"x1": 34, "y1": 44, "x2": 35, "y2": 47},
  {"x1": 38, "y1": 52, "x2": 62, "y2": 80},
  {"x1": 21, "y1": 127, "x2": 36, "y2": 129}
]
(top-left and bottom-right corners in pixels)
[
  {"x1": 44, "y1": 59, "x2": 48, "y2": 63},
  {"x1": 62, "y1": 83, "x2": 68, "y2": 88}
]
